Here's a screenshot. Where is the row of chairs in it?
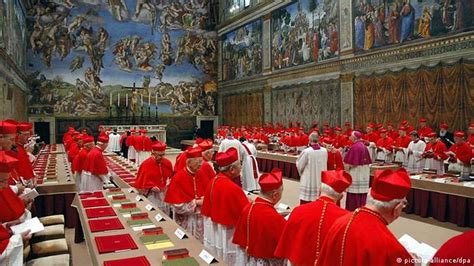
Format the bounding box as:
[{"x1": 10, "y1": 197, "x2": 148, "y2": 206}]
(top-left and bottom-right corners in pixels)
[{"x1": 24, "y1": 214, "x2": 70, "y2": 266}]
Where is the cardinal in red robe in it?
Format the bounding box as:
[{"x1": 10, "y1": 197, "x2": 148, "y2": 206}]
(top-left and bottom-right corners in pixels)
[
  {"x1": 72, "y1": 136, "x2": 95, "y2": 190},
  {"x1": 201, "y1": 147, "x2": 249, "y2": 265},
  {"x1": 430, "y1": 230, "x2": 474, "y2": 266},
  {"x1": 417, "y1": 118, "x2": 433, "y2": 139},
  {"x1": 134, "y1": 141, "x2": 173, "y2": 215},
  {"x1": 275, "y1": 170, "x2": 352, "y2": 265},
  {"x1": 233, "y1": 168, "x2": 286, "y2": 265},
  {"x1": 0, "y1": 151, "x2": 26, "y2": 223},
  {"x1": 14, "y1": 123, "x2": 35, "y2": 183},
  {"x1": 165, "y1": 147, "x2": 207, "y2": 242},
  {"x1": 315, "y1": 169, "x2": 414, "y2": 266},
  {"x1": 81, "y1": 135, "x2": 109, "y2": 192},
  {"x1": 323, "y1": 139, "x2": 344, "y2": 170},
  {"x1": 197, "y1": 139, "x2": 216, "y2": 184}
]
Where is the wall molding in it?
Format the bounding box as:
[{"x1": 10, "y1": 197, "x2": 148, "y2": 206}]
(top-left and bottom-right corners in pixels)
[{"x1": 219, "y1": 32, "x2": 474, "y2": 91}]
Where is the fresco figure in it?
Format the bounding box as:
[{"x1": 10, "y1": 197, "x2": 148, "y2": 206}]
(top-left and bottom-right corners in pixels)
[{"x1": 400, "y1": 0, "x2": 415, "y2": 42}]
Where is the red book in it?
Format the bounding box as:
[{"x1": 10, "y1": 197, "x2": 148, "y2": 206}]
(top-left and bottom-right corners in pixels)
[
  {"x1": 112, "y1": 195, "x2": 126, "y2": 200},
  {"x1": 88, "y1": 218, "x2": 124, "y2": 232},
  {"x1": 82, "y1": 198, "x2": 109, "y2": 208},
  {"x1": 95, "y1": 234, "x2": 138, "y2": 254},
  {"x1": 121, "y1": 203, "x2": 136, "y2": 209},
  {"x1": 108, "y1": 188, "x2": 122, "y2": 192},
  {"x1": 122, "y1": 177, "x2": 135, "y2": 182},
  {"x1": 80, "y1": 191, "x2": 105, "y2": 199},
  {"x1": 119, "y1": 174, "x2": 135, "y2": 179},
  {"x1": 142, "y1": 227, "x2": 163, "y2": 235},
  {"x1": 103, "y1": 256, "x2": 150, "y2": 266},
  {"x1": 131, "y1": 213, "x2": 148, "y2": 220},
  {"x1": 163, "y1": 248, "x2": 190, "y2": 260},
  {"x1": 85, "y1": 207, "x2": 116, "y2": 219}
]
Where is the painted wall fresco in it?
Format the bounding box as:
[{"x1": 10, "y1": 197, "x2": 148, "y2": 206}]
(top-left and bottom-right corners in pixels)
[
  {"x1": 221, "y1": 19, "x2": 262, "y2": 81},
  {"x1": 27, "y1": 0, "x2": 217, "y2": 117},
  {"x1": 0, "y1": 0, "x2": 27, "y2": 71},
  {"x1": 271, "y1": 80, "x2": 341, "y2": 129},
  {"x1": 271, "y1": 0, "x2": 339, "y2": 70},
  {"x1": 353, "y1": 0, "x2": 473, "y2": 52}
]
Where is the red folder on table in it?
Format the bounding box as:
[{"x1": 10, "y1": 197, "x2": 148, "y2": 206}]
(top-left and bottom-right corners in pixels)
[
  {"x1": 95, "y1": 234, "x2": 138, "y2": 254},
  {"x1": 85, "y1": 207, "x2": 116, "y2": 219},
  {"x1": 103, "y1": 256, "x2": 150, "y2": 266},
  {"x1": 88, "y1": 217, "x2": 124, "y2": 232},
  {"x1": 81, "y1": 198, "x2": 109, "y2": 208},
  {"x1": 80, "y1": 191, "x2": 104, "y2": 199}
]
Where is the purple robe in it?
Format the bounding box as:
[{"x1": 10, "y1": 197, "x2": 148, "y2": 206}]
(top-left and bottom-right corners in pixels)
[{"x1": 344, "y1": 140, "x2": 371, "y2": 166}]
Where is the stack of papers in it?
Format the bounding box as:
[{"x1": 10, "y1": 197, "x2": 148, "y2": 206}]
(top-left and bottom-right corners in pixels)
[
  {"x1": 399, "y1": 234, "x2": 437, "y2": 266},
  {"x1": 11, "y1": 217, "x2": 45, "y2": 235}
]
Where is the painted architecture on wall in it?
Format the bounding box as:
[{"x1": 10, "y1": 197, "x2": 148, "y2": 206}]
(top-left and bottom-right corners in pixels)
[
  {"x1": 0, "y1": 0, "x2": 27, "y2": 71},
  {"x1": 271, "y1": 0, "x2": 339, "y2": 70},
  {"x1": 26, "y1": 0, "x2": 217, "y2": 118},
  {"x1": 221, "y1": 19, "x2": 262, "y2": 81},
  {"x1": 352, "y1": 0, "x2": 473, "y2": 52}
]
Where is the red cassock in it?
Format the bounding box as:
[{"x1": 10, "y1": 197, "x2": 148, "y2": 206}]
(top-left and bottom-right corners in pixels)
[
  {"x1": 72, "y1": 148, "x2": 89, "y2": 174},
  {"x1": 0, "y1": 225, "x2": 11, "y2": 254},
  {"x1": 418, "y1": 126, "x2": 433, "y2": 138},
  {"x1": 388, "y1": 130, "x2": 399, "y2": 141},
  {"x1": 334, "y1": 135, "x2": 348, "y2": 149},
  {"x1": 425, "y1": 141, "x2": 448, "y2": 160},
  {"x1": 142, "y1": 136, "x2": 152, "y2": 152},
  {"x1": 315, "y1": 207, "x2": 414, "y2": 266},
  {"x1": 364, "y1": 132, "x2": 380, "y2": 143},
  {"x1": 468, "y1": 134, "x2": 474, "y2": 146},
  {"x1": 0, "y1": 186, "x2": 25, "y2": 222},
  {"x1": 173, "y1": 152, "x2": 188, "y2": 173},
  {"x1": 376, "y1": 137, "x2": 394, "y2": 152},
  {"x1": 274, "y1": 196, "x2": 348, "y2": 265},
  {"x1": 62, "y1": 132, "x2": 71, "y2": 145},
  {"x1": 430, "y1": 230, "x2": 474, "y2": 266},
  {"x1": 298, "y1": 134, "x2": 309, "y2": 146},
  {"x1": 164, "y1": 167, "x2": 208, "y2": 204},
  {"x1": 260, "y1": 134, "x2": 270, "y2": 144},
  {"x1": 201, "y1": 173, "x2": 249, "y2": 226},
  {"x1": 197, "y1": 160, "x2": 216, "y2": 185},
  {"x1": 449, "y1": 142, "x2": 472, "y2": 164},
  {"x1": 83, "y1": 147, "x2": 108, "y2": 175},
  {"x1": 327, "y1": 150, "x2": 344, "y2": 171},
  {"x1": 394, "y1": 135, "x2": 411, "y2": 148},
  {"x1": 134, "y1": 157, "x2": 173, "y2": 191},
  {"x1": 68, "y1": 142, "x2": 80, "y2": 162},
  {"x1": 15, "y1": 145, "x2": 35, "y2": 180},
  {"x1": 232, "y1": 197, "x2": 286, "y2": 259},
  {"x1": 65, "y1": 138, "x2": 74, "y2": 151},
  {"x1": 134, "y1": 135, "x2": 144, "y2": 151},
  {"x1": 125, "y1": 135, "x2": 135, "y2": 147},
  {"x1": 344, "y1": 129, "x2": 353, "y2": 137}
]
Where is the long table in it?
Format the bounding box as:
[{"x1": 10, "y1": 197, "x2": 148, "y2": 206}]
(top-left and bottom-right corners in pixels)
[
  {"x1": 71, "y1": 154, "x2": 224, "y2": 265},
  {"x1": 72, "y1": 188, "x2": 224, "y2": 266},
  {"x1": 33, "y1": 145, "x2": 77, "y2": 228},
  {"x1": 182, "y1": 140, "x2": 474, "y2": 228}
]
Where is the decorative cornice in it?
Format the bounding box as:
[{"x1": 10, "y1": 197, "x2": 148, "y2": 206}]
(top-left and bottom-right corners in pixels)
[
  {"x1": 219, "y1": 32, "x2": 474, "y2": 91},
  {"x1": 0, "y1": 48, "x2": 28, "y2": 91}
]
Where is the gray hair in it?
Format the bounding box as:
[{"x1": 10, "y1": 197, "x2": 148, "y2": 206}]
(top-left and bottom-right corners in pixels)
[
  {"x1": 186, "y1": 157, "x2": 201, "y2": 165},
  {"x1": 218, "y1": 160, "x2": 240, "y2": 172},
  {"x1": 309, "y1": 133, "x2": 319, "y2": 143},
  {"x1": 320, "y1": 183, "x2": 342, "y2": 199},
  {"x1": 366, "y1": 190, "x2": 404, "y2": 212}
]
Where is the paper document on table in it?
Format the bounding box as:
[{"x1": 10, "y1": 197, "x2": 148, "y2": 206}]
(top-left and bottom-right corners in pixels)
[
  {"x1": 20, "y1": 188, "x2": 39, "y2": 201},
  {"x1": 11, "y1": 217, "x2": 45, "y2": 235},
  {"x1": 398, "y1": 234, "x2": 437, "y2": 266}
]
